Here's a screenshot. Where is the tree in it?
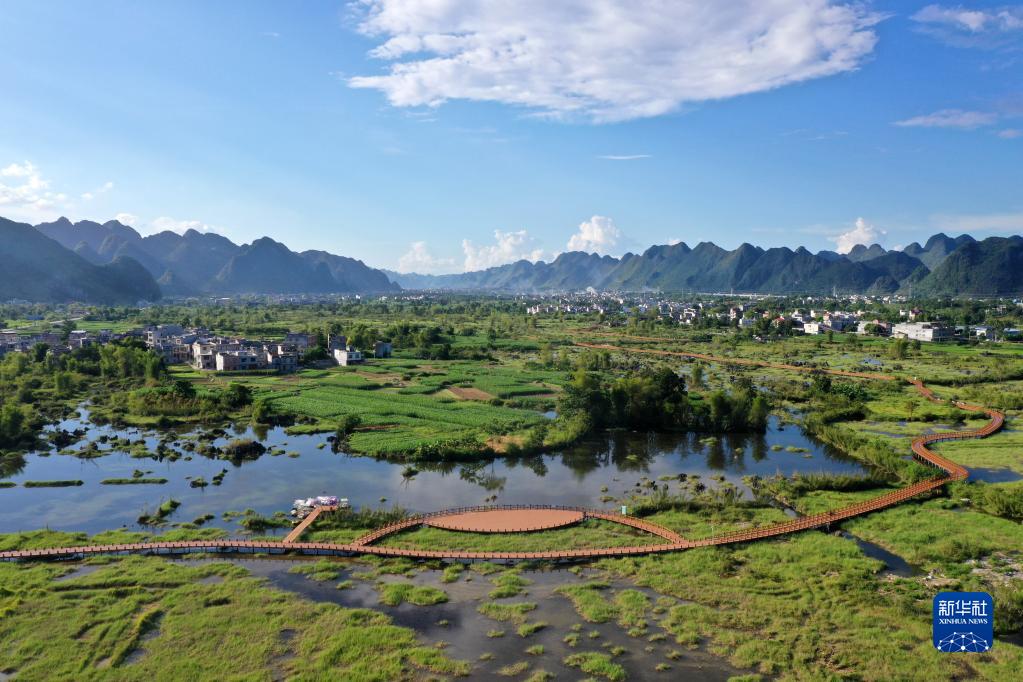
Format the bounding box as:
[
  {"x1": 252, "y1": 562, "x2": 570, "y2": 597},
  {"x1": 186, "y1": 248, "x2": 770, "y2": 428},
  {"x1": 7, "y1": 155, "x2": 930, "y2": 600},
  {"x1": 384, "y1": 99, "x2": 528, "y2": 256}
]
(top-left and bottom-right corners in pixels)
[
  {"x1": 0, "y1": 403, "x2": 33, "y2": 449},
  {"x1": 690, "y1": 362, "x2": 705, "y2": 389},
  {"x1": 32, "y1": 343, "x2": 50, "y2": 363},
  {"x1": 251, "y1": 399, "x2": 272, "y2": 424},
  {"x1": 904, "y1": 399, "x2": 916, "y2": 419},
  {"x1": 221, "y1": 382, "x2": 252, "y2": 409},
  {"x1": 749, "y1": 395, "x2": 770, "y2": 430},
  {"x1": 60, "y1": 319, "x2": 76, "y2": 344},
  {"x1": 171, "y1": 379, "x2": 196, "y2": 400},
  {"x1": 889, "y1": 338, "x2": 908, "y2": 360},
  {"x1": 333, "y1": 414, "x2": 363, "y2": 452},
  {"x1": 539, "y1": 343, "x2": 554, "y2": 368},
  {"x1": 53, "y1": 371, "x2": 73, "y2": 397}
]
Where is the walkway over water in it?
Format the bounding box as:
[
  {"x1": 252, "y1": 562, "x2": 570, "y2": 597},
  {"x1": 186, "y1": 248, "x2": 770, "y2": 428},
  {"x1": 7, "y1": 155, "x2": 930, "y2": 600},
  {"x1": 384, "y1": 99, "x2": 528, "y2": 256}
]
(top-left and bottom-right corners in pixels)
[{"x1": 0, "y1": 341, "x2": 1003, "y2": 563}]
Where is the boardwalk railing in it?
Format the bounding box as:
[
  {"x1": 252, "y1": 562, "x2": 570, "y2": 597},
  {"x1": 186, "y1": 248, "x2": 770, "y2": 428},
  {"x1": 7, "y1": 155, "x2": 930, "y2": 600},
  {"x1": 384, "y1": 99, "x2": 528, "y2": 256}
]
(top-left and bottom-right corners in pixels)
[{"x1": 0, "y1": 341, "x2": 1004, "y2": 564}]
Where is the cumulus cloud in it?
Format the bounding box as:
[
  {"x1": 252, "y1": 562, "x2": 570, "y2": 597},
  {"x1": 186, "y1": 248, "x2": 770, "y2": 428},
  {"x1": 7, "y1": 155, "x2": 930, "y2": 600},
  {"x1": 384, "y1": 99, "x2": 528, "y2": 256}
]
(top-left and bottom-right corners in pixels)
[
  {"x1": 894, "y1": 109, "x2": 998, "y2": 129},
  {"x1": 462, "y1": 230, "x2": 544, "y2": 270},
  {"x1": 0, "y1": 161, "x2": 69, "y2": 220},
  {"x1": 114, "y1": 212, "x2": 139, "y2": 226},
  {"x1": 567, "y1": 216, "x2": 623, "y2": 255},
  {"x1": 348, "y1": 1, "x2": 883, "y2": 122},
  {"x1": 81, "y1": 181, "x2": 114, "y2": 201},
  {"x1": 397, "y1": 241, "x2": 457, "y2": 273},
  {"x1": 832, "y1": 217, "x2": 885, "y2": 253},
  {"x1": 149, "y1": 216, "x2": 220, "y2": 235}
]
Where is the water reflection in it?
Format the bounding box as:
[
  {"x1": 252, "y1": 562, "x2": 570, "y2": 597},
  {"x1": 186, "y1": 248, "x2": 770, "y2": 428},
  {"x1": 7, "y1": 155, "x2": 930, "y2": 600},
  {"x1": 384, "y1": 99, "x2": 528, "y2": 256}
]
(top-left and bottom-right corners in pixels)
[{"x1": 0, "y1": 413, "x2": 871, "y2": 535}]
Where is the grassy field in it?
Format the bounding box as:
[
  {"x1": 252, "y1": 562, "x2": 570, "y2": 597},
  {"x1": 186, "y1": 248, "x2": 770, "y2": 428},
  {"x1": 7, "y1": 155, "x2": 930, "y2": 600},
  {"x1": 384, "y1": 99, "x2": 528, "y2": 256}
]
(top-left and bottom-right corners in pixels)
[
  {"x1": 0, "y1": 552, "x2": 467, "y2": 680},
  {"x1": 182, "y1": 358, "x2": 561, "y2": 458},
  {"x1": 6, "y1": 306, "x2": 1023, "y2": 679},
  {"x1": 936, "y1": 423, "x2": 1023, "y2": 475},
  {"x1": 842, "y1": 498, "x2": 1023, "y2": 571},
  {"x1": 597, "y1": 530, "x2": 1023, "y2": 680}
]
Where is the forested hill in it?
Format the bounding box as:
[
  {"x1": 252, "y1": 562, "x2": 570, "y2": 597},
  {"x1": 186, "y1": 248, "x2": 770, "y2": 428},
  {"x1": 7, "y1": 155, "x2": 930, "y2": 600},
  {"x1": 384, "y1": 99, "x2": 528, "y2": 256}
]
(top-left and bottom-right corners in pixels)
[
  {"x1": 27, "y1": 216, "x2": 399, "y2": 298},
  {"x1": 388, "y1": 233, "x2": 1023, "y2": 296},
  {"x1": 4, "y1": 213, "x2": 1022, "y2": 301},
  {"x1": 0, "y1": 218, "x2": 162, "y2": 304}
]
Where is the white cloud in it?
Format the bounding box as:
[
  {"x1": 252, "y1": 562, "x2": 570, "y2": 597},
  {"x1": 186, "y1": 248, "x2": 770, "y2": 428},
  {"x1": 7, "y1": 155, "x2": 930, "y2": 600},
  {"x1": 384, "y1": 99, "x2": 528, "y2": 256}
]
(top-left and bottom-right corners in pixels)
[
  {"x1": 894, "y1": 109, "x2": 998, "y2": 129},
  {"x1": 149, "y1": 216, "x2": 220, "y2": 235},
  {"x1": 348, "y1": 1, "x2": 883, "y2": 123},
  {"x1": 998, "y1": 128, "x2": 1022, "y2": 139},
  {"x1": 911, "y1": 5, "x2": 1023, "y2": 50},
  {"x1": 912, "y1": 5, "x2": 1023, "y2": 33},
  {"x1": 598, "y1": 154, "x2": 651, "y2": 161},
  {"x1": 397, "y1": 241, "x2": 456, "y2": 273},
  {"x1": 832, "y1": 217, "x2": 885, "y2": 253},
  {"x1": 81, "y1": 180, "x2": 114, "y2": 201},
  {"x1": 567, "y1": 216, "x2": 623, "y2": 255},
  {"x1": 114, "y1": 212, "x2": 139, "y2": 227},
  {"x1": 462, "y1": 229, "x2": 544, "y2": 270},
  {"x1": 0, "y1": 161, "x2": 69, "y2": 220}
]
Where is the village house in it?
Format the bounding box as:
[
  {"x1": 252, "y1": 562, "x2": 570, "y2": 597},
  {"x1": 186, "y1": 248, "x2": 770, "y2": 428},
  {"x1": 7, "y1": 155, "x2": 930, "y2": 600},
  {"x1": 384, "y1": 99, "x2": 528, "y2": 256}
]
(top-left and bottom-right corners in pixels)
[
  {"x1": 972, "y1": 325, "x2": 995, "y2": 341},
  {"x1": 891, "y1": 322, "x2": 952, "y2": 342},
  {"x1": 333, "y1": 347, "x2": 364, "y2": 366},
  {"x1": 803, "y1": 321, "x2": 825, "y2": 335},
  {"x1": 215, "y1": 349, "x2": 266, "y2": 372},
  {"x1": 856, "y1": 319, "x2": 890, "y2": 335},
  {"x1": 191, "y1": 340, "x2": 242, "y2": 370},
  {"x1": 283, "y1": 332, "x2": 314, "y2": 353}
]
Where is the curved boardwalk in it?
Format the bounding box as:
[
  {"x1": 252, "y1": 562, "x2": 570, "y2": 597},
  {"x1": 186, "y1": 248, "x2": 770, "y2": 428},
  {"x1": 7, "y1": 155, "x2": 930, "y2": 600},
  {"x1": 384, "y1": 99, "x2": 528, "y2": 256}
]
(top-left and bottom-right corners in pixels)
[{"x1": 0, "y1": 340, "x2": 1004, "y2": 563}]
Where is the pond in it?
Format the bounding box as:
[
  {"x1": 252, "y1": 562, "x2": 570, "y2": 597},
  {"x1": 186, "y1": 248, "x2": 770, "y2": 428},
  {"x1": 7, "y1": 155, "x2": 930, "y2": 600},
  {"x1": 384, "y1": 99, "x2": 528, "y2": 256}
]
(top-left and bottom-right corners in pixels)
[
  {"x1": 0, "y1": 409, "x2": 873, "y2": 536},
  {"x1": 169, "y1": 556, "x2": 753, "y2": 681}
]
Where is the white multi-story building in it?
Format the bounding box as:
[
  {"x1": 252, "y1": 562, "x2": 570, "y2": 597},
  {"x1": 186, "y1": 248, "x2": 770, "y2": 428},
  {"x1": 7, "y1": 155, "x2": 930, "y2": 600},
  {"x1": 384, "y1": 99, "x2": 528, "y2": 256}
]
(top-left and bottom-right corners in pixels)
[
  {"x1": 891, "y1": 322, "x2": 952, "y2": 342},
  {"x1": 333, "y1": 348, "x2": 364, "y2": 366},
  {"x1": 215, "y1": 349, "x2": 267, "y2": 372}
]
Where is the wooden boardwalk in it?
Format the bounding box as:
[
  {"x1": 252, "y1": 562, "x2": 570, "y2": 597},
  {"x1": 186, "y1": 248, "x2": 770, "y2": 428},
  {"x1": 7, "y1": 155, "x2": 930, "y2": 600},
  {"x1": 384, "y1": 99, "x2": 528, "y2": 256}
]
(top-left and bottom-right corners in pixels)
[
  {"x1": 0, "y1": 341, "x2": 1004, "y2": 564},
  {"x1": 425, "y1": 508, "x2": 584, "y2": 533},
  {"x1": 282, "y1": 505, "x2": 337, "y2": 544}
]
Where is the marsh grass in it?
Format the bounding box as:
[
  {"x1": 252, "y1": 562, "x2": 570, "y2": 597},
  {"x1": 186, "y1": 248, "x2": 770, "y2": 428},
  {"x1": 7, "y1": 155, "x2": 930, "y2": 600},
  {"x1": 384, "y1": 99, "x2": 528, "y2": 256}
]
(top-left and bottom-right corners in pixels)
[
  {"x1": 489, "y1": 570, "x2": 531, "y2": 598},
  {"x1": 0, "y1": 554, "x2": 467, "y2": 679},
  {"x1": 478, "y1": 601, "x2": 537, "y2": 624},
  {"x1": 516, "y1": 621, "x2": 547, "y2": 637},
  {"x1": 563, "y1": 651, "x2": 626, "y2": 681},
  {"x1": 377, "y1": 581, "x2": 448, "y2": 607},
  {"x1": 596, "y1": 529, "x2": 1023, "y2": 679}
]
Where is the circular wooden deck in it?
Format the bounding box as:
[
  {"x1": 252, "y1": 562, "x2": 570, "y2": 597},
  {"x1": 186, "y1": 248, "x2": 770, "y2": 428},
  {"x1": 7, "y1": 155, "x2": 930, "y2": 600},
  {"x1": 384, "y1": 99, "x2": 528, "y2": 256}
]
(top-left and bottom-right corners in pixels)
[
  {"x1": 425, "y1": 508, "x2": 585, "y2": 533},
  {"x1": 0, "y1": 342, "x2": 1003, "y2": 564}
]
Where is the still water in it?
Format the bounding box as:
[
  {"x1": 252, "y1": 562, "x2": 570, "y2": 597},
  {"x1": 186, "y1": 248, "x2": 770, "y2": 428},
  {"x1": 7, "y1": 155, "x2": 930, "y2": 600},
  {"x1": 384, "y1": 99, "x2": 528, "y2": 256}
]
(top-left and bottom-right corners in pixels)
[
  {"x1": 169, "y1": 556, "x2": 753, "y2": 681},
  {"x1": 0, "y1": 409, "x2": 871, "y2": 535}
]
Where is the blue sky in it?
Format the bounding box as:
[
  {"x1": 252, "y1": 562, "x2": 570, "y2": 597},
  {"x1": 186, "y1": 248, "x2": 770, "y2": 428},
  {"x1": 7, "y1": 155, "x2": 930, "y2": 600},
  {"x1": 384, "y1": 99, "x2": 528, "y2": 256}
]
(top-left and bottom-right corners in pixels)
[{"x1": 1, "y1": 1, "x2": 1021, "y2": 273}]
